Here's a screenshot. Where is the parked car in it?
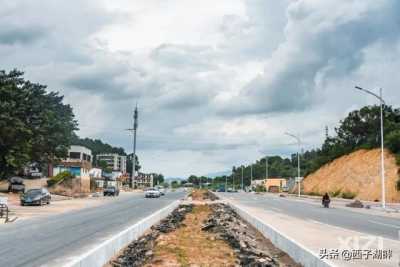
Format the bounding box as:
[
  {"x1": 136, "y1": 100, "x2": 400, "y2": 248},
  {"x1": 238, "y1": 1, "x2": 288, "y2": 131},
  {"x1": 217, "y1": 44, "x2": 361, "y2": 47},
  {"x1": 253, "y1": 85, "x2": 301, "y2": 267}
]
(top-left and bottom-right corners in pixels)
[
  {"x1": 103, "y1": 186, "x2": 120, "y2": 196},
  {"x1": 155, "y1": 186, "x2": 165, "y2": 195},
  {"x1": 8, "y1": 176, "x2": 25, "y2": 193},
  {"x1": 227, "y1": 188, "x2": 238, "y2": 193},
  {"x1": 145, "y1": 188, "x2": 161, "y2": 198},
  {"x1": 20, "y1": 188, "x2": 51, "y2": 206}
]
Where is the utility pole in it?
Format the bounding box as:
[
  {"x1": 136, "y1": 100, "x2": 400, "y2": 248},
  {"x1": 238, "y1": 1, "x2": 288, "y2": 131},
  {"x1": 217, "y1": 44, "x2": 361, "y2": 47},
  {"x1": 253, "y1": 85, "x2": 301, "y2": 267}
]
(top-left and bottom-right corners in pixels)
[
  {"x1": 126, "y1": 105, "x2": 138, "y2": 189},
  {"x1": 232, "y1": 174, "x2": 235, "y2": 191},
  {"x1": 355, "y1": 86, "x2": 386, "y2": 209},
  {"x1": 250, "y1": 164, "x2": 253, "y2": 189},
  {"x1": 225, "y1": 175, "x2": 228, "y2": 192},
  {"x1": 241, "y1": 166, "x2": 244, "y2": 191}
]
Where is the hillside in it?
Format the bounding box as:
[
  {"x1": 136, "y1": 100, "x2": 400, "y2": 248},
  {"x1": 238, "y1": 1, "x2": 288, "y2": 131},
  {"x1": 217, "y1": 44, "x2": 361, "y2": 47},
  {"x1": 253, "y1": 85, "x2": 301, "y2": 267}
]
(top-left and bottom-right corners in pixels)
[{"x1": 302, "y1": 149, "x2": 400, "y2": 202}]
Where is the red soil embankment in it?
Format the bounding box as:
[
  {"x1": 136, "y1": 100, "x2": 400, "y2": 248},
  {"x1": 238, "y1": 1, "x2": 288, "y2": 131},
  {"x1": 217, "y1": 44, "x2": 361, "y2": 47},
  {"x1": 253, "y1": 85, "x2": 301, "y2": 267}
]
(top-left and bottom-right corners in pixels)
[{"x1": 303, "y1": 149, "x2": 400, "y2": 202}]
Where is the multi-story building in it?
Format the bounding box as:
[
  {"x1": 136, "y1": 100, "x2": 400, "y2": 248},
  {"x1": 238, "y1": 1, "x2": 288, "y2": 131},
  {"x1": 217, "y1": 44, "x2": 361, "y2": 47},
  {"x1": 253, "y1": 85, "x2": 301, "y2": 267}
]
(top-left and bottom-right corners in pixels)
[
  {"x1": 52, "y1": 145, "x2": 93, "y2": 192},
  {"x1": 96, "y1": 153, "x2": 127, "y2": 173},
  {"x1": 134, "y1": 173, "x2": 154, "y2": 189}
]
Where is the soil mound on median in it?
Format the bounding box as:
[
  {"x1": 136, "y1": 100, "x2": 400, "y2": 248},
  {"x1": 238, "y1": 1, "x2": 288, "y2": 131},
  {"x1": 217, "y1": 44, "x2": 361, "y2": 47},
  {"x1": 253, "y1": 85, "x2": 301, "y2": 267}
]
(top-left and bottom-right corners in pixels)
[
  {"x1": 302, "y1": 148, "x2": 400, "y2": 202},
  {"x1": 110, "y1": 199, "x2": 300, "y2": 267}
]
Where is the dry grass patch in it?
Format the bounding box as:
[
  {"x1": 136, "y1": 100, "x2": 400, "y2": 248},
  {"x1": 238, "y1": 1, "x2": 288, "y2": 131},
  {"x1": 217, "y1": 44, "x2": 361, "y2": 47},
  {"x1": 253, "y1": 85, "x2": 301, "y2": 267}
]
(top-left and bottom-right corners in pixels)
[
  {"x1": 190, "y1": 189, "x2": 207, "y2": 201},
  {"x1": 145, "y1": 205, "x2": 237, "y2": 267}
]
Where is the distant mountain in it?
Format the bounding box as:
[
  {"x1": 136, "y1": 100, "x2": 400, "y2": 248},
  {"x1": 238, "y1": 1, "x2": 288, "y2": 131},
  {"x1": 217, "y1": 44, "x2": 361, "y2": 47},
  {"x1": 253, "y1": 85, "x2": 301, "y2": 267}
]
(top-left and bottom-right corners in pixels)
[{"x1": 204, "y1": 170, "x2": 232, "y2": 178}]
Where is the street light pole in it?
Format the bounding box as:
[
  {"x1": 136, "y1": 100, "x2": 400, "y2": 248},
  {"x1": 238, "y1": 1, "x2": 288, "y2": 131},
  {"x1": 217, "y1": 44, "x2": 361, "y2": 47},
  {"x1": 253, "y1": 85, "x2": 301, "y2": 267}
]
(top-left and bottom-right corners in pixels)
[
  {"x1": 250, "y1": 164, "x2": 253, "y2": 189},
  {"x1": 285, "y1": 132, "x2": 301, "y2": 197},
  {"x1": 241, "y1": 166, "x2": 244, "y2": 191},
  {"x1": 355, "y1": 86, "x2": 386, "y2": 209}
]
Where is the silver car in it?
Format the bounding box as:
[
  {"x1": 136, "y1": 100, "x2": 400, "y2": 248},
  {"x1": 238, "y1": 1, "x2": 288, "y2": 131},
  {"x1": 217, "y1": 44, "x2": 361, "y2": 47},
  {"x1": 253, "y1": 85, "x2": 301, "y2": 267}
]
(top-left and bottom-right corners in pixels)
[{"x1": 145, "y1": 188, "x2": 161, "y2": 198}]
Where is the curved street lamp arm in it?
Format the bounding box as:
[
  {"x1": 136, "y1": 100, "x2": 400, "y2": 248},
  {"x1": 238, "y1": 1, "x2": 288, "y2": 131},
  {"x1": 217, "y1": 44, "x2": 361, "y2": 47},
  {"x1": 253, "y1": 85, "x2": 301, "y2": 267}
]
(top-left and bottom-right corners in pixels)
[{"x1": 355, "y1": 86, "x2": 385, "y2": 104}]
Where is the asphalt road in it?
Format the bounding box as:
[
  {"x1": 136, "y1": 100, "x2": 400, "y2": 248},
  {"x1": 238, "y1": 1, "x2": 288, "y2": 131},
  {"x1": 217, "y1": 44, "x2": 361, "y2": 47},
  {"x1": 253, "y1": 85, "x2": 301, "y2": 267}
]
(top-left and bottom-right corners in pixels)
[
  {"x1": 220, "y1": 192, "x2": 400, "y2": 241},
  {"x1": 0, "y1": 190, "x2": 185, "y2": 267}
]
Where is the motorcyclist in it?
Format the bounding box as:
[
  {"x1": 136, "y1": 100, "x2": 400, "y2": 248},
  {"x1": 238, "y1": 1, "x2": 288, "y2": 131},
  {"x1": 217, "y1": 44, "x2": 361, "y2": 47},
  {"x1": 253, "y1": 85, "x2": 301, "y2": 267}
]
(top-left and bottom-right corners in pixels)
[{"x1": 322, "y1": 193, "x2": 331, "y2": 208}]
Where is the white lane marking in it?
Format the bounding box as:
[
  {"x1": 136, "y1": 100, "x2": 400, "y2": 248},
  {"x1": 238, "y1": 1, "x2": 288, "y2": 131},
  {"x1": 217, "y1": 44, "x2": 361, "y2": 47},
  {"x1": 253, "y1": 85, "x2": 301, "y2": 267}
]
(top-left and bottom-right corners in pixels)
[
  {"x1": 368, "y1": 220, "x2": 400, "y2": 229},
  {"x1": 269, "y1": 207, "x2": 283, "y2": 213}
]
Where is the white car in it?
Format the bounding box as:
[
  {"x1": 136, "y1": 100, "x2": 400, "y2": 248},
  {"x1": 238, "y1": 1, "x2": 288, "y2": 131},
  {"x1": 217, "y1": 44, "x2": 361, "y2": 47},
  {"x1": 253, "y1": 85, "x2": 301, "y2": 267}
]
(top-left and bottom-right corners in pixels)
[
  {"x1": 155, "y1": 186, "x2": 165, "y2": 195},
  {"x1": 145, "y1": 188, "x2": 161, "y2": 198}
]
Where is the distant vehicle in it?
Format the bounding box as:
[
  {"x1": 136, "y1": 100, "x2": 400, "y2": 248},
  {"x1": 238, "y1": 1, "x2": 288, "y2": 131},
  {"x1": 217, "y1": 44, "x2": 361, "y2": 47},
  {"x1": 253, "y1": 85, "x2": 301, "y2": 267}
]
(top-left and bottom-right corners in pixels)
[
  {"x1": 20, "y1": 188, "x2": 51, "y2": 206},
  {"x1": 227, "y1": 188, "x2": 238, "y2": 193},
  {"x1": 8, "y1": 176, "x2": 25, "y2": 193},
  {"x1": 29, "y1": 172, "x2": 43, "y2": 178},
  {"x1": 217, "y1": 188, "x2": 225, "y2": 192},
  {"x1": 103, "y1": 186, "x2": 120, "y2": 196},
  {"x1": 145, "y1": 188, "x2": 161, "y2": 198},
  {"x1": 155, "y1": 186, "x2": 165, "y2": 195}
]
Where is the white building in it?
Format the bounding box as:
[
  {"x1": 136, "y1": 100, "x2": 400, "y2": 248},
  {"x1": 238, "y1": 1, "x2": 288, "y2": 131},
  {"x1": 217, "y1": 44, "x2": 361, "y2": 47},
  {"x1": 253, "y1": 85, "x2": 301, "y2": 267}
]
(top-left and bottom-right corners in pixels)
[
  {"x1": 96, "y1": 153, "x2": 127, "y2": 173},
  {"x1": 67, "y1": 145, "x2": 92, "y2": 163},
  {"x1": 135, "y1": 173, "x2": 154, "y2": 189},
  {"x1": 52, "y1": 145, "x2": 92, "y2": 192}
]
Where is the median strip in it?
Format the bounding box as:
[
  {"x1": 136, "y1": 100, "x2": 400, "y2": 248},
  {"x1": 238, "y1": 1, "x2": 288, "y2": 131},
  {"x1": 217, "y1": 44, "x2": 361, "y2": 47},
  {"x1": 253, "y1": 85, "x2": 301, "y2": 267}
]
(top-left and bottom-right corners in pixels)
[{"x1": 108, "y1": 190, "x2": 299, "y2": 266}]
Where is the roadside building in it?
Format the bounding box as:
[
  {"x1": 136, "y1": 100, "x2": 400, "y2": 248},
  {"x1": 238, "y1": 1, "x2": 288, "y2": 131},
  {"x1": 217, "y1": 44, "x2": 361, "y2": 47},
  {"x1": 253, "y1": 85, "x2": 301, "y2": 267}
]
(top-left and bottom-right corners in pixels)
[
  {"x1": 264, "y1": 178, "x2": 287, "y2": 193},
  {"x1": 52, "y1": 145, "x2": 92, "y2": 192},
  {"x1": 96, "y1": 153, "x2": 127, "y2": 173},
  {"x1": 134, "y1": 173, "x2": 154, "y2": 189}
]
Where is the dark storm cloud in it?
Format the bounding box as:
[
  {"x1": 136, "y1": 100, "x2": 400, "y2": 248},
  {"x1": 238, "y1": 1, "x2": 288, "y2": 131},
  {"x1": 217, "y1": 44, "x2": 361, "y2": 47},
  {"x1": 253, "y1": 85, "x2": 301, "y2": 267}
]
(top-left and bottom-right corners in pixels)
[{"x1": 218, "y1": 0, "x2": 400, "y2": 116}]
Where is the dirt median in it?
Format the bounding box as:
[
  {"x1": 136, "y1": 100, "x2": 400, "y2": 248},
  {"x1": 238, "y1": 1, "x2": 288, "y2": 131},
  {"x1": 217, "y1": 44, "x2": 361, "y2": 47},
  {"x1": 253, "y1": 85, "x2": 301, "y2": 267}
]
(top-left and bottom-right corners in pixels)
[{"x1": 110, "y1": 190, "x2": 300, "y2": 267}]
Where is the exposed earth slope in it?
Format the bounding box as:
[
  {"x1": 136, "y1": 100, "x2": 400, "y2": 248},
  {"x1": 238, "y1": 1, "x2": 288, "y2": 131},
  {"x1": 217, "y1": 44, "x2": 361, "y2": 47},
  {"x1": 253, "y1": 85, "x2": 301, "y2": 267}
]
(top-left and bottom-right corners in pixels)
[{"x1": 303, "y1": 149, "x2": 400, "y2": 202}]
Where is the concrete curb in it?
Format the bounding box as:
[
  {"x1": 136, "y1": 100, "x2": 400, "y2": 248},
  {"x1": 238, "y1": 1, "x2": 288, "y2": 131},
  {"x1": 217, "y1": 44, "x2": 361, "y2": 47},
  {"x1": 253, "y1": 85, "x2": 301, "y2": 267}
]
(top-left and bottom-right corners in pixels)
[
  {"x1": 222, "y1": 198, "x2": 335, "y2": 267},
  {"x1": 63, "y1": 199, "x2": 181, "y2": 267}
]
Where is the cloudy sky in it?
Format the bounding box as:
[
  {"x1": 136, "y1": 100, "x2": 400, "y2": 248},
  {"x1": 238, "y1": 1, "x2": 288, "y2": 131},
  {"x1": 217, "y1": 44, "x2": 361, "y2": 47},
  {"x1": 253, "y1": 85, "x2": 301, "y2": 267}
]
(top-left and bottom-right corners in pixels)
[{"x1": 1, "y1": 0, "x2": 400, "y2": 177}]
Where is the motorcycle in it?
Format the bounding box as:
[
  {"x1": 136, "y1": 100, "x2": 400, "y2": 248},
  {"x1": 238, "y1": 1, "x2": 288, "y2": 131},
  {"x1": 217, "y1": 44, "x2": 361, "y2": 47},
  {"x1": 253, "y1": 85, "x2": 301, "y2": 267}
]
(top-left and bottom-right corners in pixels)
[{"x1": 322, "y1": 199, "x2": 330, "y2": 208}]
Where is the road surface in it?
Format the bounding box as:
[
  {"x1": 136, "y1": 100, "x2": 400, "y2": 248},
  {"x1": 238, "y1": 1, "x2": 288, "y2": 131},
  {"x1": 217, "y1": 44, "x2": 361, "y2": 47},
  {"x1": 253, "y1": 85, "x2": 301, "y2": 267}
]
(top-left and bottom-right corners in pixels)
[
  {"x1": 0, "y1": 191, "x2": 185, "y2": 267},
  {"x1": 220, "y1": 192, "x2": 400, "y2": 240}
]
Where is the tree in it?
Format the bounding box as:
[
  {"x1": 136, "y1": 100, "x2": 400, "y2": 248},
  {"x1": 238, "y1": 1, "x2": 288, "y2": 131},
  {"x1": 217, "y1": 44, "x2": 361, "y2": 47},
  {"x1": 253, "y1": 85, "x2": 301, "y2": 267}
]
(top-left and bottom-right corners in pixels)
[
  {"x1": 0, "y1": 69, "x2": 77, "y2": 179},
  {"x1": 171, "y1": 180, "x2": 180, "y2": 188},
  {"x1": 187, "y1": 175, "x2": 199, "y2": 185},
  {"x1": 152, "y1": 173, "x2": 164, "y2": 185},
  {"x1": 126, "y1": 153, "x2": 141, "y2": 176},
  {"x1": 96, "y1": 160, "x2": 112, "y2": 173},
  {"x1": 385, "y1": 129, "x2": 400, "y2": 154}
]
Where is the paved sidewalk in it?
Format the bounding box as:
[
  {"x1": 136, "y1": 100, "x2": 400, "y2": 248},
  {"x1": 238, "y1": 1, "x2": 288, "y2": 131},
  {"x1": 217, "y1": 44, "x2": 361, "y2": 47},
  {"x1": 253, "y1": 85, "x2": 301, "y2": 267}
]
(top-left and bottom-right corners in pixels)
[{"x1": 223, "y1": 196, "x2": 400, "y2": 267}]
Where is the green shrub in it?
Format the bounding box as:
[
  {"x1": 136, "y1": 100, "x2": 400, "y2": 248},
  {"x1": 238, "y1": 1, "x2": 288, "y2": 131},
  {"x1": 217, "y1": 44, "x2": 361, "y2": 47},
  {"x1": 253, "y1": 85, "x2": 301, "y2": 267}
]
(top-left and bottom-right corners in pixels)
[
  {"x1": 255, "y1": 185, "x2": 266, "y2": 193},
  {"x1": 331, "y1": 189, "x2": 342, "y2": 197},
  {"x1": 341, "y1": 191, "x2": 357, "y2": 199},
  {"x1": 395, "y1": 154, "x2": 400, "y2": 166},
  {"x1": 396, "y1": 179, "x2": 400, "y2": 191},
  {"x1": 308, "y1": 191, "x2": 322, "y2": 196},
  {"x1": 47, "y1": 171, "x2": 74, "y2": 187},
  {"x1": 385, "y1": 130, "x2": 400, "y2": 154}
]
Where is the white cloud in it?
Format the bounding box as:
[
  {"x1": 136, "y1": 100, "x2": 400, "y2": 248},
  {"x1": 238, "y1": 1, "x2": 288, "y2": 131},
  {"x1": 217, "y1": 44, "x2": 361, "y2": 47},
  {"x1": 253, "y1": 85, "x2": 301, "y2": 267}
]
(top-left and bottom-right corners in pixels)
[{"x1": 1, "y1": 0, "x2": 400, "y2": 177}]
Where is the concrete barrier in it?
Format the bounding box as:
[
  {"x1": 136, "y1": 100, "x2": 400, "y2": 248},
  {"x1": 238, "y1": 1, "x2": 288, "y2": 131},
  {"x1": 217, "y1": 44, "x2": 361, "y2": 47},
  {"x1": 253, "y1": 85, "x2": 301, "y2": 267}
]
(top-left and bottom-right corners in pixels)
[
  {"x1": 64, "y1": 200, "x2": 181, "y2": 267},
  {"x1": 224, "y1": 199, "x2": 334, "y2": 267}
]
